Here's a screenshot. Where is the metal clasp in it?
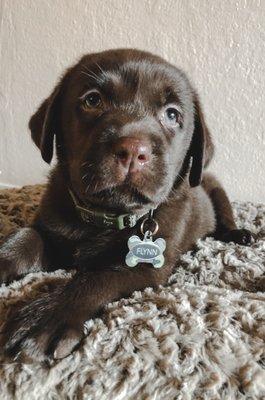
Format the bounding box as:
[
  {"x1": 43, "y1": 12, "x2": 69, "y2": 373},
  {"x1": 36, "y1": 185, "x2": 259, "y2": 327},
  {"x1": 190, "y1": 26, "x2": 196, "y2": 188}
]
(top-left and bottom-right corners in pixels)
[{"x1": 117, "y1": 214, "x2": 137, "y2": 229}]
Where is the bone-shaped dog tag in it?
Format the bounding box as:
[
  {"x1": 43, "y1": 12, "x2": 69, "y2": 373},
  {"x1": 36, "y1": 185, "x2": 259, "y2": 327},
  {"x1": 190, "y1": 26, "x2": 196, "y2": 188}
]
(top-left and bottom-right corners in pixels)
[{"x1": 125, "y1": 234, "x2": 166, "y2": 268}]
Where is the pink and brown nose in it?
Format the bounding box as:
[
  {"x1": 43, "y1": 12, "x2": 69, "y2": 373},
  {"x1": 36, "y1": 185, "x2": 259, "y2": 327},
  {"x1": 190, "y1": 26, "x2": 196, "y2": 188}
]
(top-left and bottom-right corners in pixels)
[{"x1": 114, "y1": 137, "x2": 151, "y2": 173}]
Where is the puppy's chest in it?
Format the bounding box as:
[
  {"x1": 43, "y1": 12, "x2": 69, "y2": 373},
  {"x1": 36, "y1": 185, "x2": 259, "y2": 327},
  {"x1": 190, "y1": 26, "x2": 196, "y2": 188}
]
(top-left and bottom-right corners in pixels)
[
  {"x1": 73, "y1": 223, "x2": 179, "y2": 270},
  {"x1": 73, "y1": 229, "x2": 130, "y2": 268}
]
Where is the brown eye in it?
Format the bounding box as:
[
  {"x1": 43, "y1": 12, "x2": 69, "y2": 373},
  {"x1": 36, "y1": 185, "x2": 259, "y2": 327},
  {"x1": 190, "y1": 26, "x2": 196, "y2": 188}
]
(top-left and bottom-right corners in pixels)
[{"x1": 83, "y1": 91, "x2": 102, "y2": 109}]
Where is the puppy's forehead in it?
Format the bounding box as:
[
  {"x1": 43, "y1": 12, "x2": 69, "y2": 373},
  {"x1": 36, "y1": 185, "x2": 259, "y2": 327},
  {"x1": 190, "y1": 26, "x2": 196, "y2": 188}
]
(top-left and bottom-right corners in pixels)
[
  {"x1": 119, "y1": 60, "x2": 181, "y2": 92},
  {"x1": 75, "y1": 53, "x2": 191, "y2": 104}
]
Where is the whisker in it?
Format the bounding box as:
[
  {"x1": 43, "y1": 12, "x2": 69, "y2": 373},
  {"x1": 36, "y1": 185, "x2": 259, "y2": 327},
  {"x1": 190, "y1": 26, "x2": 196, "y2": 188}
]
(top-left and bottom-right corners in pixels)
[
  {"x1": 94, "y1": 62, "x2": 105, "y2": 75},
  {"x1": 83, "y1": 65, "x2": 105, "y2": 81},
  {"x1": 85, "y1": 182, "x2": 92, "y2": 194},
  {"x1": 81, "y1": 64, "x2": 99, "y2": 78},
  {"x1": 81, "y1": 63, "x2": 109, "y2": 85},
  {"x1": 81, "y1": 161, "x2": 94, "y2": 168},
  {"x1": 94, "y1": 62, "x2": 111, "y2": 83},
  {"x1": 81, "y1": 173, "x2": 90, "y2": 181},
  {"x1": 85, "y1": 173, "x2": 96, "y2": 194},
  {"x1": 176, "y1": 173, "x2": 185, "y2": 183},
  {"x1": 80, "y1": 71, "x2": 98, "y2": 81}
]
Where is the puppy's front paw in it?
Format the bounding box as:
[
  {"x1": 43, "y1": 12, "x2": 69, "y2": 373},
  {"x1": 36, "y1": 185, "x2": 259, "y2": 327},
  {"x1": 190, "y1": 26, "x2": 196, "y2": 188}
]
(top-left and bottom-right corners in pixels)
[
  {"x1": 220, "y1": 229, "x2": 252, "y2": 245},
  {"x1": 0, "y1": 294, "x2": 84, "y2": 360},
  {"x1": 52, "y1": 328, "x2": 83, "y2": 360}
]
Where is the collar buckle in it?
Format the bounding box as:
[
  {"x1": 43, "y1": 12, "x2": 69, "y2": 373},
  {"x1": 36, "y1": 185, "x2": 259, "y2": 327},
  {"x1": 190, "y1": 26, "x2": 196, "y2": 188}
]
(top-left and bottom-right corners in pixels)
[
  {"x1": 101, "y1": 213, "x2": 138, "y2": 229},
  {"x1": 118, "y1": 214, "x2": 137, "y2": 229}
]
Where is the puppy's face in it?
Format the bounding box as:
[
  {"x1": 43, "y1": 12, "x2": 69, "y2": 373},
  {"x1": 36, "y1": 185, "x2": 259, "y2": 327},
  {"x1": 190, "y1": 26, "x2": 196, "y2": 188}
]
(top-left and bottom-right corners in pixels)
[{"x1": 30, "y1": 49, "x2": 209, "y2": 212}]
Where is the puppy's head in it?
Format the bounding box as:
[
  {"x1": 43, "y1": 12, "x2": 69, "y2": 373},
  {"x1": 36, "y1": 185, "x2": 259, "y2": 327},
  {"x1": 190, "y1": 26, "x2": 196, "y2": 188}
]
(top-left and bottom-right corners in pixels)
[{"x1": 29, "y1": 49, "x2": 213, "y2": 212}]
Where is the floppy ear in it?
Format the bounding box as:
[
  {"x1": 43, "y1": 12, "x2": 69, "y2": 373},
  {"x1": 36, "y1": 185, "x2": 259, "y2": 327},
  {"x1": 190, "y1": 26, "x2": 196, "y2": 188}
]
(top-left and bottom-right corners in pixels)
[
  {"x1": 189, "y1": 94, "x2": 214, "y2": 187},
  {"x1": 29, "y1": 76, "x2": 68, "y2": 164}
]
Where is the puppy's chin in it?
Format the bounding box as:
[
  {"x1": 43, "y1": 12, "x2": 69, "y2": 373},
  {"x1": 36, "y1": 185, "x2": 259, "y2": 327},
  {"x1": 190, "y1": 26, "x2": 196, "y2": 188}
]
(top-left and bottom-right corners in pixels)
[
  {"x1": 83, "y1": 185, "x2": 156, "y2": 213},
  {"x1": 75, "y1": 173, "x2": 162, "y2": 212}
]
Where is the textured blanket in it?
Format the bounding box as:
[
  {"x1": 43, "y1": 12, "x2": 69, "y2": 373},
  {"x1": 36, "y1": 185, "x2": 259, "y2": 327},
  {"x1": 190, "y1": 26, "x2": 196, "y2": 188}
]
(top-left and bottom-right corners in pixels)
[{"x1": 0, "y1": 185, "x2": 264, "y2": 400}]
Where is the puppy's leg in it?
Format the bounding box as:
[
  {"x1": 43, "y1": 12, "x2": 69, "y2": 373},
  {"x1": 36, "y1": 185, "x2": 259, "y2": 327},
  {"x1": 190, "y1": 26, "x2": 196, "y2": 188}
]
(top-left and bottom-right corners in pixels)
[
  {"x1": 202, "y1": 173, "x2": 252, "y2": 245},
  {"x1": 1, "y1": 263, "x2": 170, "y2": 360},
  {"x1": 0, "y1": 227, "x2": 47, "y2": 284}
]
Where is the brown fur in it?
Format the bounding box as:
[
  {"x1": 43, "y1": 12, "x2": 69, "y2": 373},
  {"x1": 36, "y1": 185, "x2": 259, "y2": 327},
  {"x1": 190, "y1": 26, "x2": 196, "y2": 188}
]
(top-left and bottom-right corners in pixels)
[{"x1": 0, "y1": 49, "x2": 251, "y2": 360}]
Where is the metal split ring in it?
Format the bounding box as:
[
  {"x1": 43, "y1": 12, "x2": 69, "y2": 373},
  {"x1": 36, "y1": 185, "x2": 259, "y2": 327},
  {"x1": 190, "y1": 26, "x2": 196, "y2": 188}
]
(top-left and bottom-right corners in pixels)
[{"x1": 140, "y1": 217, "x2": 159, "y2": 236}]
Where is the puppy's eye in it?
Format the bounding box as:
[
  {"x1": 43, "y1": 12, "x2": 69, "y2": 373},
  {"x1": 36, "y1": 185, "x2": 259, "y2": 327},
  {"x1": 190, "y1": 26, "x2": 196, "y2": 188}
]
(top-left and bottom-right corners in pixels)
[
  {"x1": 82, "y1": 91, "x2": 102, "y2": 109},
  {"x1": 164, "y1": 107, "x2": 180, "y2": 127}
]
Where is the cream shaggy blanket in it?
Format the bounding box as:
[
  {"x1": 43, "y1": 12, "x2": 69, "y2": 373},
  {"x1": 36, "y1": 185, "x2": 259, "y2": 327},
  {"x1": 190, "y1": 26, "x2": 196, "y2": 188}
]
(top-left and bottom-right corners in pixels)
[{"x1": 0, "y1": 186, "x2": 264, "y2": 400}]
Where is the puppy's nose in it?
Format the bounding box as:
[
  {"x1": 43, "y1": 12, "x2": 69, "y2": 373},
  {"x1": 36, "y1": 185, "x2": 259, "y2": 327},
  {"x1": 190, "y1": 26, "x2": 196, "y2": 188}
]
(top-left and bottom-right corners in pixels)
[{"x1": 114, "y1": 138, "x2": 151, "y2": 172}]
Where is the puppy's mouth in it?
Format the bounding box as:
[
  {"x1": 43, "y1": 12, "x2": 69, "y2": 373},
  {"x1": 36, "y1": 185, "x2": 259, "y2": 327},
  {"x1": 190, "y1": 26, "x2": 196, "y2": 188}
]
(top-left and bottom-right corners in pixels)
[
  {"x1": 77, "y1": 154, "x2": 167, "y2": 211},
  {"x1": 92, "y1": 185, "x2": 151, "y2": 202},
  {"x1": 74, "y1": 166, "x2": 158, "y2": 212},
  {"x1": 83, "y1": 182, "x2": 153, "y2": 211}
]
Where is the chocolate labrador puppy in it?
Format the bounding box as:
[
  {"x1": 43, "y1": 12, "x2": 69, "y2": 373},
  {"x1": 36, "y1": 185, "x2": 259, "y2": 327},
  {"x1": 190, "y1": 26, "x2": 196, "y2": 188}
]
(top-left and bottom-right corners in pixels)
[{"x1": 0, "y1": 49, "x2": 251, "y2": 360}]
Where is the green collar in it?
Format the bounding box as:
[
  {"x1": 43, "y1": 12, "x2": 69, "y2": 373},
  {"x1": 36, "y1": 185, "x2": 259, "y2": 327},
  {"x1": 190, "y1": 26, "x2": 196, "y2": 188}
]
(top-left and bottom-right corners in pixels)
[{"x1": 68, "y1": 189, "x2": 149, "y2": 230}]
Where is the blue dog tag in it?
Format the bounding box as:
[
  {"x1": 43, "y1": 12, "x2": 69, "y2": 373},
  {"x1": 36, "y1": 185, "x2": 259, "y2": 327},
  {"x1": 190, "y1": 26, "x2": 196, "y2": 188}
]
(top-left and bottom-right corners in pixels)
[{"x1": 125, "y1": 234, "x2": 166, "y2": 268}]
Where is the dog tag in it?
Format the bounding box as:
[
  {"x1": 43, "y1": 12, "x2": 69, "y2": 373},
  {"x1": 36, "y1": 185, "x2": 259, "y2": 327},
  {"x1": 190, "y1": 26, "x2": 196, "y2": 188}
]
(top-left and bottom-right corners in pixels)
[{"x1": 125, "y1": 233, "x2": 166, "y2": 268}]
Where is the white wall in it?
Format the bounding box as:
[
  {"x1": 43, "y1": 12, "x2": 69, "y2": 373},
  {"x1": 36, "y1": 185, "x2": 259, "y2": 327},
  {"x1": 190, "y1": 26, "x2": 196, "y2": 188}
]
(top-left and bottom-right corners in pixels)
[{"x1": 0, "y1": 0, "x2": 264, "y2": 201}]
